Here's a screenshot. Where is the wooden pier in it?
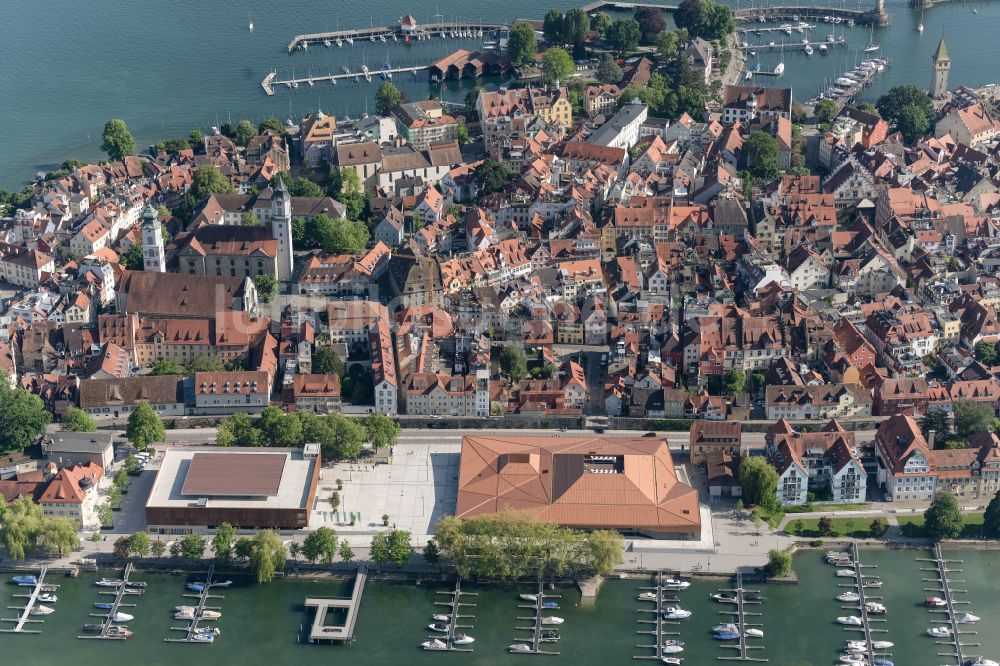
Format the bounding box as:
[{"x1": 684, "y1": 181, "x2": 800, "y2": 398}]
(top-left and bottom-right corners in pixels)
[
  {"x1": 816, "y1": 59, "x2": 889, "y2": 111},
  {"x1": 717, "y1": 572, "x2": 767, "y2": 662},
  {"x1": 1, "y1": 566, "x2": 55, "y2": 634},
  {"x1": 510, "y1": 581, "x2": 560, "y2": 655},
  {"x1": 78, "y1": 563, "x2": 144, "y2": 640},
  {"x1": 164, "y1": 565, "x2": 226, "y2": 644},
  {"x1": 740, "y1": 40, "x2": 847, "y2": 53},
  {"x1": 739, "y1": 23, "x2": 817, "y2": 35},
  {"x1": 634, "y1": 570, "x2": 682, "y2": 662},
  {"x1": 424, "y1": 578, "x2": 476, "y2": 652},
  {"x1": 918, "y1": 544, "x2": 981, "y2": 664},
  {"x1": 839, "y1": 543, "x2": 891, "y2": 662},
  {"x1": 304, "y1": 565, "x2": 367, "y2": 644},
  {"x1": 286, "y1": 22, "x2": 505, "y2": 53},
  {"x1": 261, "y1": 66, "x2": 429, "y2": 96}
]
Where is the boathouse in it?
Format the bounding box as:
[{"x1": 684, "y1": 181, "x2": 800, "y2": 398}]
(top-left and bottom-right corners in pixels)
[{"x1": 428, "y1": 50, "x2": 510, "y2": 81}]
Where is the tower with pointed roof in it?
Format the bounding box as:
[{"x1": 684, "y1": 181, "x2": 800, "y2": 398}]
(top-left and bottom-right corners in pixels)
[
  {"x1": 931, "y1": 37, "x2": 950, "y2": 100},
  {"x1": 140, "y1": 203, "x2": 166, "y2": 273},
  {"x1": 271, "y1": 177, "x2": 293, "y2": 282}
]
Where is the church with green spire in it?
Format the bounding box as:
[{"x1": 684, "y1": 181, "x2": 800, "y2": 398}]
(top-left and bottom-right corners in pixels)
[{"x1": 931, "y1": 36, "x2": 950, "y2": 100}]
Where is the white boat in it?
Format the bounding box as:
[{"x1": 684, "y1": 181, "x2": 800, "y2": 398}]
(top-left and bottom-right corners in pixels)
[
  {"x1": 336, "y1": 38, "x2": 342, "y2": 47},
  {"x1": 712, "y1": 593, "x2": 737, "y2": 603},
  {"x1": 195, "y1": 627, "x2": 221, "y2": 636},
  {"x1": 804, "y1": 45, "x2": 813, "y2": 55},
  {"x1": 925, "y1": 596, "x2": 948, "y2": 607},
  {"x1": 928, "y1": 626, "x2": 952, "y2": 638},
  {"x1": 428, "y1": 623, "x2": 449, "y2": 632},
  {"x1": 509, "y1": 644, "x2": 532, "y2": 653},
  {"x1": 422, "y1": 639, "x2": 448, "y2": 650},
  {"x1": 845, "y1": 640, "x2": 867, "y2": 650},
  {"x1": 714, "y1": 623, "x2": 738, "y2": 633},
  {"x1": 638, "y1": 592, "x2": 659, "y2": 601},
  {"x1": 191, "y1": 632, "x2": 215, "y2": 643},
  {"x1": 452, "y1": 634, "x2": 475, "y2": 645},
  {"x1": 662, "y1": 607, "x2": 692, "y2": 620},
  {"x1": 862, "y1": 580, "x2": 883, "y2": 588},
  {"x1": 432, "y1": 614, "x2": 450, "y2": 622},
  {"x1": 324, "y1": 39, "x2": 331, "y2": 47},
  {"x1": 96, "y1": 578, "x2": 123, "y2": 587},
  {"x1": 864, "y1": 44, "x2": 880, "y2": 53},
  {"x1": 346, "y1": 37, "x2": 353, "y2": 45},
  {"x1": 106, "y1": 626, "x2": 133, "y2": 639},
  {"x1": 837, "y1": 592, "x2": 860, "y2": 602},
  {"x1": 918, "y1": 22, "x2": 924, "y2": 33},
  {"x1": 111, "y1": 612, "x2": 134, "y2": 622},
  {"x1": 661, "y1": 659, "x2": 682, "y2": 665},
  {"x1": 966, "y1": 659, "x2": 1000, "y2": 666},
  {"x1": 865, "y1": 602, "x2": 886, "y2": 615},
  {"x1": 745, "y1": 628, "x2": 764, "y2": 638},
  {"x1": 248, "y1": 21, "x2": 254, "y2": 32},
  {"x1": 30, "y1": 605, "x2": 55, "y2": 616},
  {"x1": 663, "y1": 579, "x2": 690, "y2": 590},
  {"x1": 819, "y1": 44, "x2": 828, "y2": 53},
  {"x1": 840, "y1": 658, "x2": 865, "y2": 666},
  {"x1": 774, "y1": 62, "x2": 784, "y2": 76},
  {"x1": 175, "y1": 610, "x2": 221, "y2": 620},
  {"x1": 661, "y1": 642, "x2": 684, "y2": 654},
  {"x1": 38, "y1": 593, "x2": 57, "y2": 603},
  {"x1": 871, "y1": 641, "x2": 894, "y2": 649},
  {"x1": 519, "y1": 594, "x2": 538, "y2": 602},
  {"x1": 837, "y1": 616, "x2": 862, "y2": 626},
  {"x1": 541, "y1": 616, "x2": 564, "y2": 625},
  {"x1": 302, "y1": 40, "x2": 308, "y2": 50},
  {"x1": 958, "y1": 612, "x2": 981, "y2": 623},
  {"x1": 836, "y1": 569, "x2": 855, "y2": 577}
]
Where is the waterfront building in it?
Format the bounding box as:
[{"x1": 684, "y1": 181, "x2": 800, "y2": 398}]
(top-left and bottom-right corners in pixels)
[
  {"x1": 38, "y1": 462, "x2": 104, "y2": 527},
  {"x1": 931, "y1": 36, "x2": 950, "y2": 100},
  {"x1": 140, "y1": 204, "x2": 166, "y2": 273},
  {"x1": 874, "y1": 414, "x2": 937, "y2": 501},
  {"x1": 766, "y1": 419, "x2": 866, "y2": 505},
  {"x1": 721, "y1": 86, "x2": 792, "y2": 124}
]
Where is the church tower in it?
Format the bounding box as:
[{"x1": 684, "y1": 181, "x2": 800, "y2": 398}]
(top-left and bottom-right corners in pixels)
[
  {"x1": 140, "y1": 203, "x2": 165, "y2": 272},
  {"x1": 271, "y1": 176, "x2": 294, "y2": 282},
  {"x1": 931, "y1": 37, "x2": 950, "y2": 100}
]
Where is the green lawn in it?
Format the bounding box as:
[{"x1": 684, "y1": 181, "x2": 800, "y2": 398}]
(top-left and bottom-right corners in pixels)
[
  {"x1": 787, "y1": 517, "x2": 875, "y2": 538},
  {"x1": 812, "y1": 503, "x2": 869, "y2": 512},
  {"x1": 895, "y1": 512, "x2": 983, "y2": 539}
]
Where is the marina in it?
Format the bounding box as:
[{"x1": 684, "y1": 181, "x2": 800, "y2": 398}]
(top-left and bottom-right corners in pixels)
[
  {"x1": 286, "y1": 22, "x2": 504, "y2": 53},
  {"x1": 511, "y1": 581, "x2": 561, "y2": 655},
  {"x1": 807, "y1": 57, "x2": 890, "y2": 110},
  {"x1": 424, "y1": 578, "x2": 476, "y2": 652},
  {"x1": 716, "y1": 572, "x2": 766, "y2": 662},
  {"x1": 918, "y1": 544, "x2": 982, "y2": 665},
  {"x1": 261, "y1": 66, "x2": 430, "y2": 96},
  {"x1": 837, "y1": 543, "x2": 891, "y2": 665},
  {"x1": 79, "y1": 563, "x2": 143, "y2": 640},
  {"x1": 164, "y1": 565, "x2": 225, "y2": 645},
  {"x1": 1, "y1": 567, "x2": 56, "y2": 634},
  {"x1": 634, "y1": 570, "x2": 683, "y2": 662},
  {"x1": 303, "y1": 565, "x2": 367, "y2": 643}
]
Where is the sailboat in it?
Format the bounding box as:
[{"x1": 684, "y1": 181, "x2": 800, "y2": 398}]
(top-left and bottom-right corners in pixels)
[
  {"x1": 773, "y1": 42, "x2": 785, "y2": 75},
  {"x1": 918, "y1": 9, "x2": 925, "y2": 32},
  {"x1": 864, "y1": 24, "x2": 880, "y2": 52},
  {"x1": 248, "y1": 13, "x2": 254, "y2": 32}
]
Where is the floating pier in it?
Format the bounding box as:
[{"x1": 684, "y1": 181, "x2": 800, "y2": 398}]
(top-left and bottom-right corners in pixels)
[
  {"x1": 809, "y1": 58, "x2": 889, "y2": 111},
  {"x1": 1, "y1": 566, "x2": 55, "y2": 634},
  {"x1": 918, "y1": 544, "x2": 982, "y2": 664},
  {"x1": 634, "y1": 570, "x2": 683, "y2": 662},
  {"x1": 424, "y1": 578, "x2": 477, "y2": 652},
  {"x1": 304, "y1": 565, "x2": 367, "y2": 644},
  {"x1": 286, "y1": 22, "x2": 504, "y2": 53},
  {"x1": 837, "y1": 543, "x2": 891, "y2": 663},
  {"x1": 717, "y1": 571, "x2": 767, "y2": 662},
  {"x1": 78, "y1": 562, "x2": 144, "y2": 640},
  {"x1": 164, "y1": 564, "x2": 226, "y2": 644},
  {"x1": 739, "y1": 23, "x2": 817, "y2": 34},
  {"x1": 741, "y1": 40, "x2": 847, "y2": 53},
  {"x1": 511, "y1": 580, "x2": 560, "y2": 655},
  {"x1": 261, "y1": 67, "x2": 429, "y2": 96}
]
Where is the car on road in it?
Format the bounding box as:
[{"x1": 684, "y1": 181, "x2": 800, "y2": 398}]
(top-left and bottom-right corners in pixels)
[
  {"x1": 593, "y1": 427, "x2": 605, "y2": 434},
  {"x1": 884, "y1": 493, "x2": 893, "y2": 502}
]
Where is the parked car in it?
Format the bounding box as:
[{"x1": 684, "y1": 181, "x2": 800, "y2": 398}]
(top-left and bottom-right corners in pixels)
[
  {"x1": 593, "y1": 427, "x2": 606, "y2": 434},
  {"x1": 643, "y1": 432, "x2": 657, "y2": 437}
]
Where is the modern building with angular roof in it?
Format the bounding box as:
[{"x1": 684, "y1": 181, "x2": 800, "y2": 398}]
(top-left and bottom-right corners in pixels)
[{"x1": 455, "y1": 435, "x2": 701, "y2": 538}]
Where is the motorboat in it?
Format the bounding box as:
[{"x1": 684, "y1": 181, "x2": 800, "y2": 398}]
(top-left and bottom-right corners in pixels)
[
  {"x1": 661, "y1": 641, "x2": 684, "y2": 654},
  {"x1": 958, "y1": 612, "x2": 981, "y2": 623},
  {"x1": 336, "y1": 38, "x2": 342, "y2": 47},
  {"x1": 873, "y1": 660, "x2": 894, "y2": 666},
  {"x1": 540, "y1": 631, "x2": 560, "y2": 642},
  {"x1": 124, "y1": 588, "x2": 145, "y2": 595},
  {"x1": 186, "y1": 583, "x2": 205, "y2": 592},
  {"x1": 825, "y1": 552, "x2": 851, "y2": 562},
  {"x1": 926, "y1": 597, "x2": 948, "y2": 607},
  {"x1": 30, "y1": 605, "x2": 55, "y2": 616},
  {"x1": 96, "y1": 578, "x2": 122, "y2": 587},
  {"x1": 175, "y1": 610, "x2": 221, "y2": 620},
  {"x1": 965, "y1": 659, "x2": 1000, "y2": 666},
  {"x1": 928, "y1": 626, "x2": 952, "y2": 638},
  {"x1": 836, "y1": 569, "x2": 855, "y2": 577},
  {"x1": 864, "y1": 43, "x2": 880, "y2": 53},
  {"x1": 661, "y1": 659, "x2": 682, "y2": 665},
  {"x1": 519, "y1": 594, "x2": 538, "y2": 602},
  {"x1": 39, "y1": 593, "x2": 57, "y2": 603},
  {"x1": 432, "y1": 614, "x2": 450, "y2": 622},
  {"x1": 111, "y1": 612, "x2": 134, "y2": 622},
  {"x1": 871, "y1": 641, "x2": 894, "y2": 649},
  {"x1": 195, "y1": 627, "x2": 221, "y2": 636},
  {"x1": 639, "y1": 592, "x2": 659, "y2": 601},
  {"x1": 865, "y1": 602, "x2": 887, "y2": 615},
  {"x1": 845, "y1": 640, "x2": 867, "y2": 650},
  {"x1": 428, "y1": 623, "x2": 449, "y2": 633},
  {"x1": 714, "y1": 623, "x2": 738, "y2": 633},
  {"x1": 662, "y1": 607, "x2": 692, "y2": 620},
  {"x1": 191, "y1": 632, "x2": 215, "y2": 643},
  {"x1": 715, "y1": 631, "x2": 739, "y2": 640},
  {"x1": 712, "y1": 593, "x2": 737, "y2": 603},
  {"x1": 841, "y1": 657, "x2": 865, "y2": 666},
  {"x1": 106, "y1": 626, "x2": 133, "y2": 639},
  {"x1": 819, "y1": 44, "x2": 828, "y2": 53},
  {"x1": 541, "y1": 616, "x2": 564, "y2": 625},
  {"x1": 12, "y1": 575, "x2": 37, "y2": 586},
  {"x1": 837, "y1": 616, "x2": 863, "y2": 626},
  {"x1": 346, "y1": 37, "x2": 353, "y2": 45},
  {"x1": 509, "y1": 644, "x2": 532, "y2": 653},
  {"x1": 452, "y1": 634, "x2": 475, "y2": 645},
  {"x1": 82, "y1": 624, "x2": 104, "y2": 633},
  {"x1": 324, "y1": 39, "x2": 331, "y2": 47},
  {"x1": 745, "y1": 628, "x2": 764, "y2": 638},
  {"x1": 663, "y1": 579, "x2": 690, "y2": 590},
  {"x1": 804, "y1": 45, "x2": 813, "y2": 55},
  {"x1": 837, "y1": 592, "x2": 860, "y2": 602},
  {"x1": 773, "y1": 62, "x2": 785, "y2": 76},
  {"x1": 862, "y1": 580, "x2": 883, "y2": 588},
  {"x1": 95, "y1": 602, "x2": 114, "y2": 610},
  {"x1": 422, "y1": 639, "x2": 448, "y2": 650},
  {"x1": 542, "y1": 601, "x2": 559, "y2": 609}
]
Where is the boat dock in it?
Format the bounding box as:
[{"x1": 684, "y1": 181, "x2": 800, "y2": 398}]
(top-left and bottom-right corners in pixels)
[
  {"x1": 814, "y1": 59, "x2": 888, "y2": 111},
  {"x1": 1, "y1": 566, "x2": 55, "y2": 634},
  {"x1": 739, "y1": 23, "x2": 817, "y2": 34},
  {"x1": 164, "y1": 565, "x2": 225, "y2": 644},
  {"x1": 79, "y1": 563, "x2": 144, "y2": 640},
  {"x1": 918, "y1": 544, "x2": 980, "y2": 664},
  {"x1": 287, "y1": 22, "x2": 505, "y2": 53},
  {"x1": 634, "y1": 570, "x2": 682, "y2": 661},
  {"x1": 740, "y1": 40, "x2": 846, "y2": 53},
  {"x1": 425, "y1": 578, "x2": 477, "y2": 652},
  {"x1": 840, "y1": 543, "x2": 890, "y2": 662},
  {"x1": 717, "y1": 572, "x2": 766, "y2": 662},
  {"x1": 304, "y1": 565, "x2": 367, "y2": 644},
  {"x1": 261, "y1": 66, "x2": 429, "y2": 96},
  {"x1": 511, "y1": 581, "x2": 560, "y2": 655}
]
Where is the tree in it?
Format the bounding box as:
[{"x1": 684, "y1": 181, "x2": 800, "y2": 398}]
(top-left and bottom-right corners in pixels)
[
  {"x1": 815, "y1": 99, "x2": 838, "y2": 124},
  {"x1": 591, "y1": 11, "x2": 613, "y2": 37},
  {"x1": 388, "y1": 530, "x2": 413, "y2": 567},
  {"x1": 564, "y1": 8, "x2": 590, "y2": 49},
  {"x1": 605, "y1": 19, "x2": 642, "y2": 55},
  {"x1": 746, "y1": 131, "x2": 781, "y2": 182},
  {"x1": 858, "y1": 102, "x2": 878, "y2": 114},
  {"x1": 212, "y1": 523, "x2": 236, "y2": 560},
  {"x1": 766, "y1": 549, "x2": 792, "y2": 577},
  {"x1": 123, "y1": 454, "x2": 141, "y2": 476},
  {"x1": 596, "y1": 54, "x2": 623, "y2": 84},
  {"x1": 234, "y1": 537, "x2": 254, "y2": 561},
  {"x1": 150, "y1": 540, "x2": 166, "y2": 557},
  {"x1": 234, "y1": 119, "x2": 256, "y2": 147},
  {"x1": 543, "y1": 9, "x2": 565, "y2": 45},
  {"x1": 313, "y1": 347, "x2": 345, "y2": 377},
  {"x1": 216, "y1": 412, "x2": 262, "y2": 447},
  {"x1": 179, "y1": 533, "x2": 206, "y2": 560},
  {"x1": 653, "y1": 30, "x2": 680, "y2": 60},
  {"x1": 507, "y1": 23, "x2": 538, "y2": 64},
  {"x1": 897, "y1": 104, "x2": 931, "y2": 143},
  {"x1": 541, "y1": 47, "x2": 574, "y2": 86},
  {"x1": 241, "y1": 210, "x2": 262, "y2": 227},
  {"x1": 98, "y1": 503, "x2": 113, "y2": 528},
  {"x1": 975, "y1": 341, "x2": 998, "y2": 366},
  {"x1": 634, "y1": 7, "x2": 666, "y2": 43},
  {"x1": 190, "y1": 164, "x2": 235, "y2": 199},
  {"x1": 474, "y1": 159, "x2": 513, "y2": 197},
  {"x1": 920, "y1": 407, "x2": 952, "y2": 443},
  {"x1": 289, "y1": 542, "x2": 301, "y2": 562},
  {"x1": 499, "y1": 344, "x2": 527, "y2": 382},
  {"x1": 465, "y1": 85, "x2": 483, "y2": 114},
  {"x1": 62, "y1": 406, "x2": 96, "y2": 432},
  {"x1": 456, "y1": 120, "x2": 470, "y2": 145},
  {"x1": 281, "y1": 175, "x2": 324, "y2": 198},
  {"x1": 126, "y1": 402, "x2": 165, "y2": 450},
  {"x1": 150, "y1": 359, "x2": 185, "y2": 376},
  {"x1": 370, "y1": 532, "x2": 392, "y2": 566},
  {"x1": 108, "y1": 484, "x2": 122, "y2": 510},
  {"x1": 739, "y1": 457, "x2": 779, "y2": 507},
  {"x1": 0, "y1": 383, "x2": 52, "y2": 454},
  {"x1": 127, "y1": 531, "x2": 150, "y2": 557},
  {"x1": 877, "y1": 85, "x2": 934, "y2": 125},
  {"x1": 253, "y1": 273, "x2": 277, "y2": 303},
  {"x1": 113, "y1": 536, "x2": 132, "y2": 560},
  {"x1": 953, "y1": 399, "x2": 996, "y2": 439},
  {"x1": 258, "y1": 118, "x2": 286, "y2": 136},
  {"x1": 113, "y1": 468, "x2": 130, "y2": 491},
  {"x1": 722, "y1": 369, "x2": 747, "y2": 396},
  {"x1": 314, "y1": 215, "x2": 369, "y2": 253},
  {"x1": 250, "y1": 529, "x2": 286, "y2": 583},
  {"x1": 365, "y1": 413, "x2": 400, "y2": 450},
  {"x1": 984, "y1": 489, "x2": 1000, "y2": 537},
  {"x1": 423, "y1": 539, "x2": 440, "y2": 565},
  {"x1": 584, "y1": 529, "x2": 624, "y2": 574},
  {"x1": 119, "y1": 243, "x2": 143, "y2": 270},
  {"x1": 375, "y1": 82, "x2": 403, "y2": 116},
  {"x1": 258, "y1": 405, "x2": 303, "y2": 447},
  {"x1": 302, "y1": 526, "x2": 339, "y2": 564},
  {"x1": 674, "y1": 0, "x2": 734, "y2": 40},
  {"x1": 101, "y1": 119, "x2": 136, "y2": 160},
  {"x1": 817, "y1": 515, "x2": 834, "y2": 536},
  {"x1": 0, "y1": 498, "x2": 42, "y2": 559},
  {"x1": 186, "y1": 354, "x2": 225, "y2": 373},
  {"x1": 339, "y1": 541, "x2": 354, "y2": 562},
  {"x1": 924, "y1": 492, "x2": 964, "y2": 540},
  {"x1": 869, "y1": 518, "x2": 889, "y2": 538},
  {"x1": 328, "y1": 413, "x2": 365, "y2": 460}
]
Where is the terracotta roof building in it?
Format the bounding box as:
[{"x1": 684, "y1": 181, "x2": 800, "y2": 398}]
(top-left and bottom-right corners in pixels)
[{"x1": 456, "y1": 435, "x2": 701, "y2": 539}]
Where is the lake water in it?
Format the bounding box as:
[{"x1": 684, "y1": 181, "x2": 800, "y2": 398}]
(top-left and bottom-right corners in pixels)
[
  {"x1": 1, "y1": 0, "x2": 999, "y2": 188},
  {"x1": 3, "y1": 548, "x2": 1000, "y2": 665}
]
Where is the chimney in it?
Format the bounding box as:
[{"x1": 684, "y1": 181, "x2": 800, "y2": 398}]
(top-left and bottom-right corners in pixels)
[{"x1": 928, "y1": 429, "x2": 936, "y2": 449}]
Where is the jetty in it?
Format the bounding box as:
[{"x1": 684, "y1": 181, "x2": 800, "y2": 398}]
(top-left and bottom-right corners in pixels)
[
  {"x1": 717, "y1": 572, "x2": 767, "y2": 662},
  {"x1": 740, "y1": 40, "x2": 847, "y2": 53},
  {"x1": 304, "y1": 565, "x2": 368, "y2": 644},
  {"x1": 634, "y1": 570, "x2": 682, "y2": 662},
  {"x1": 839, "y1": 543, "x2": 890, "y2": 663},
  {"x1": 79, "y1": 563, "x2": 144, "y2": 640},
  {"x1": 810, "y1": 58, "x2": 888, "y2": 111},
  {"x1": 261, "y1": 67, "x2": 429, "y2": 96},
  {"x1": 578, "y1": 1, "x2": 890, "y2": 27},
  {"x1": 165, "y1": 565, "x2": 226, "y2": 644},
  {"x1": 738, "y1": 23, "x2": 817, "y2": 35},
  {"x1": 425, "y1": 578, "x2": 477, "y2": 652},
  {"x1": 511, "y1": 580, "x2": 560, "y2": 655},
  {"x1": 287, "y1": 22, "x2": 505, "y2": 53},
  {"x1": 1, "y1": 566, "x2": 55, "y2": 634},
  {"x1": 918, "y1": 544, "x2": 981, "y2": 664}
]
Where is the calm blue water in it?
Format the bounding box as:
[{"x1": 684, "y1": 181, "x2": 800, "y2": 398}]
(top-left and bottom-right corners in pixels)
[{"x1": 0, "y1": 0, "x2": 998, "y2": 187}]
